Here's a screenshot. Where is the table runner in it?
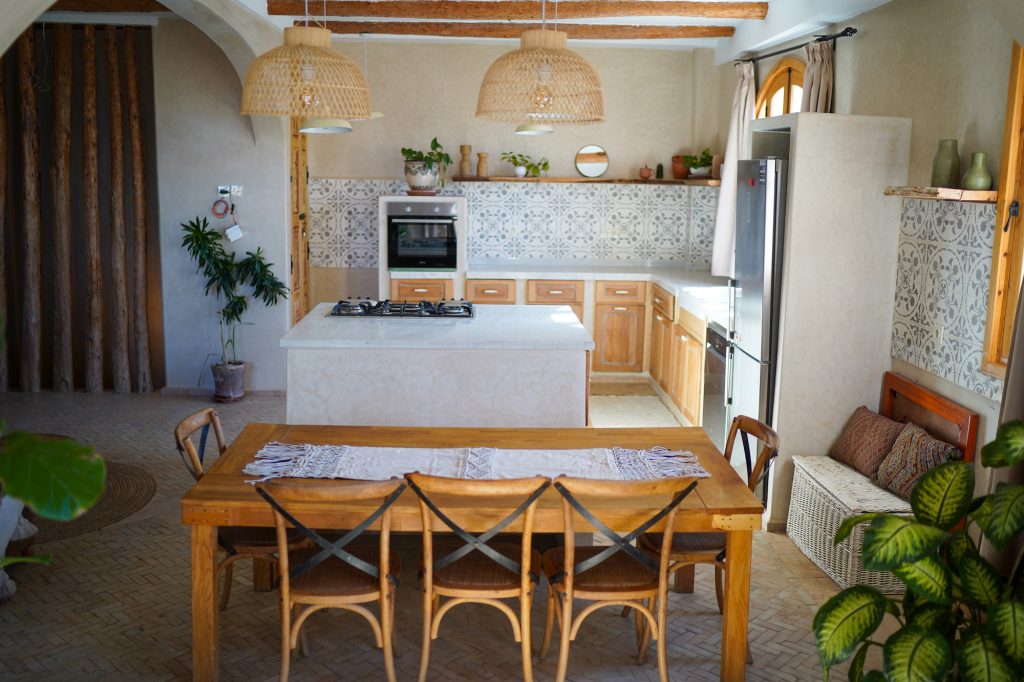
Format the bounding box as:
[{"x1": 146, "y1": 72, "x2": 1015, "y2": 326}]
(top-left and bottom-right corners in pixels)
[{"x1": 244, "y1": 443, "x2": 710, "y2": 482}]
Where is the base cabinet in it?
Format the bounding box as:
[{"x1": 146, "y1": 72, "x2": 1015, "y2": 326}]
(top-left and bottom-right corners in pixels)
[
  {"x1": 650, "y1": 310, "x2": 671, "y2": 387},
  {"x1": 667, "y1": 321, "x2": 704, "y2": 425},
  {"x1": 593, "y1": 304, "x2": 645, "y2": 372}
]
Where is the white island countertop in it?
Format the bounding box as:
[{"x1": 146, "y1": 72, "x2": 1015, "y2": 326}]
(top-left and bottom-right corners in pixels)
[{"x1": 282, "y1": 302, "x2": 595, "y2": 351}]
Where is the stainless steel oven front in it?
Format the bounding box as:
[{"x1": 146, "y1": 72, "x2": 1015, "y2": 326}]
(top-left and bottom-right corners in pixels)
[{"x1": 386, "y1": 201, "x2": 458, "y2": 270}]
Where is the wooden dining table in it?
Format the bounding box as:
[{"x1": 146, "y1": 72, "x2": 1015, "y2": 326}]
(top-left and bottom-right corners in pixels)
[{"x1": 180, "y1": 423, "x2": 763, "y2": 681}]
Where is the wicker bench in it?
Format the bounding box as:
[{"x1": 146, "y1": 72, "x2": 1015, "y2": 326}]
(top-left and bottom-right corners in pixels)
[{"x1": 785, "y1": 372, "x2": 979, "y2": 594}]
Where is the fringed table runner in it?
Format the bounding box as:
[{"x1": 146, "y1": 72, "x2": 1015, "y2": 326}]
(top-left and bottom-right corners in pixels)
[{"x1": 244, "y1": 443, "x2": 710, "y2": 482}]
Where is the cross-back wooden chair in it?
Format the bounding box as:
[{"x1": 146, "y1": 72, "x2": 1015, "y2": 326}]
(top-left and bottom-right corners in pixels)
[
  {"x1": 256, "y1": 477, "x2": 406, "y2": 682},
  {"x1": 405, "y1": 472, "x2": 551, "y2": 682},
  {"x1": 637, "y1": 415, "x2": 778, "y2": 616},
  {"x1": 174, "y1": 408, "x2": 298, "y2": 610},
  {"x1": 539, "y1": 475, "x2": 699, "y2": 682}
]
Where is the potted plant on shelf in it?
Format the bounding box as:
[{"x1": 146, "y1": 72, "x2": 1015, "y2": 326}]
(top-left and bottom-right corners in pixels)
[
  {"x1": 812, "y1": 421, "x2": 1024, "y2": 681},
  {"x1": 401, "y1": 137, "x2": 453, "y2": 194},
  {"x1": 501, "y1": 152, "x2": 549, "y2": 178},
  {"x1": 181, "y1": 216, "x2": 288, "y2": 402},
  {"x1": 683, "y1": 148, "x2": 714, "y2": 177}
]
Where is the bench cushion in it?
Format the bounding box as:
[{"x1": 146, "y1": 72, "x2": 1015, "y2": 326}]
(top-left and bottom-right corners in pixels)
[{"x1": 792, "y1": 456, "x2": 911, "y2": 514}]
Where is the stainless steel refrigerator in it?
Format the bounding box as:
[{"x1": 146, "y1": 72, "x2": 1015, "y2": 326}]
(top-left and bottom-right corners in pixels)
[{"x1": 728, "y1": 158, "x2": 787, "y2": 500}]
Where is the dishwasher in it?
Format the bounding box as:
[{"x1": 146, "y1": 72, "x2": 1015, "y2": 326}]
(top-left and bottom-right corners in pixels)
[{"x1": 702, "y1": 321, "x2": 729, "y2": 453}]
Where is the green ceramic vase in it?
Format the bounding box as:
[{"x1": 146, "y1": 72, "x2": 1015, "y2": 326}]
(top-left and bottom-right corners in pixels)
[
  {"x1": 930, "y1": 139, "x2": 960, "y2": 188},
  {"x1": 962, "y1": 152, "x2": 993, "y2": 191}
]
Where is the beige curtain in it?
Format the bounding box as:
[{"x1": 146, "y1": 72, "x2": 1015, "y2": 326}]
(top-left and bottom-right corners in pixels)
[
  {"x1": 710, "y1": 61, "x2": 756, "y2": 278},
  {"x1": 800, "y1": 41, "x2": 834, "y2": 113}
]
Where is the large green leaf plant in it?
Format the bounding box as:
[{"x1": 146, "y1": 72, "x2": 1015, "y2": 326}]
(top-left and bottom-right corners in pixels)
[{"x1": 814, "y1": 422, "x2": 1024, "y2": 681}]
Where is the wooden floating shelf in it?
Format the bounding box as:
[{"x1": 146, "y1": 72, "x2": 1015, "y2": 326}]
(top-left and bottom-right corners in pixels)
[
  {"x1": 884, "y1": 186, "x2": 997, "y2": 204},
  {"x1": 452, "y1": 176, "x2": 721, "y2": 186}
]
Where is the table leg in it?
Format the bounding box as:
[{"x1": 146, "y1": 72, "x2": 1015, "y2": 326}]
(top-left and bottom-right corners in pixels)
[
  {"x1": 191, "y1": 524, "x2": 220, "y2": 682},
  {"x1": 721, "y1": 530, "x2": 751, "y2": 682},
  {"x1": 672, "y1": 564, "x2": 695, "y2": 593}
]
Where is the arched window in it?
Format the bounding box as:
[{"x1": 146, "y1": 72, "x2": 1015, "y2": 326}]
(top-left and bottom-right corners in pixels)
[{"x1": 755, "y1": 58, "x2": 806, "y2": 118}]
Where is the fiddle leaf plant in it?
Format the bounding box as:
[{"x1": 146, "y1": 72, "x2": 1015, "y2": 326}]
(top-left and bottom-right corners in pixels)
[
  {"x1": 181, "y1": 217, "x2": 288, "y2": 366},
  {"x1": 813, "y1": 422, "x2": 1024, "y2": 681}
]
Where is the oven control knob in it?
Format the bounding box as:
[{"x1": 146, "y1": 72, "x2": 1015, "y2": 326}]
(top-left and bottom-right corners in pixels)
[
  {"x1": 404, "y1": 205, "x2": 412, "y2": 213},
  {"x1": 433, "y1": 206, "x2": 440, "y2": 213}
]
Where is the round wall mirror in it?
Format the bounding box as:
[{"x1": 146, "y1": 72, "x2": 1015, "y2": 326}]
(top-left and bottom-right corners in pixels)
[{"x1": 575, "y1": 145, "x2": 609, "y2": 178}]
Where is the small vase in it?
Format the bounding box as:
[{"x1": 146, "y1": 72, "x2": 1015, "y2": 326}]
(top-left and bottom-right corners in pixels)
[
  {"x1": 639, "y1": 165, "x2": 653, "y2": 180},
  {"x1": 930, "y1": 139, "x2": 960, "y2": 188},
  {"x1": 671, "y1": 155, "x2": 687, "y2": 180},
  {"x1": 476, "y1": 152, "x2": 488, "y2": 178},
  {"x1": 962, "y1": 152, "x2": 992, "y2": 191},
  {"x1": 514, "y1": 166, "x2": 527, "y2": 178},
  {"x1": 655, "y1": 163, "x2": 664, "y2": 179}
]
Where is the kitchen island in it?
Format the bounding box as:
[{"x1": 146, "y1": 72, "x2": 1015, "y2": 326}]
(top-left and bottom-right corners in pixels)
[{"x1": 281, "y1": 303, "x2": 594, "y2": 427}]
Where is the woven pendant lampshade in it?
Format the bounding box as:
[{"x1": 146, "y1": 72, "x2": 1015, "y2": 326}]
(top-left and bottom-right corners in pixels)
[
  {"x1": 241, "y1": 26, "x2": 371, "y2": 120},
  {"x1": 476, "y1": 29, "x2": 603, "y2": 125}
]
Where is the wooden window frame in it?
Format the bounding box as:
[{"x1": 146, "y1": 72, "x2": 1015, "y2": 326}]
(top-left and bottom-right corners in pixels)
[
  {"x1": 754, "y1": 57, "x2": 806, "y2": 119},
  {"x1": 983, "y1": 42, "x2": 1024, "y2": 379}
]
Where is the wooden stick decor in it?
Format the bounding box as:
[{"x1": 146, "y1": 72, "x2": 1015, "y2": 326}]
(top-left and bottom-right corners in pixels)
[
  {"x1": 52, "y1": 24, "x2": 74, "y2": 392},
  {"x1": 17, "y1": 30, "x2": 42, "y2": 393},
  {"x1": 83, "y1": 25, "x2": 104, "y2": 393},
  {"x1": 0, "y1": 58, "x2": 7, "y2": 392},
  {"x1": 124, "y1": 27, "x2": 152, "y2": 394},
  {"x1": 107, "y1": 27, "x2": 132, "y2": 394}
]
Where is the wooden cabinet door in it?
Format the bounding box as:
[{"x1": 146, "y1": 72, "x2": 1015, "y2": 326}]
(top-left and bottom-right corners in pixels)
[
  {"x1": 593, "y1": 304, "x2": 645, "y2": 372},
  {"x1": 668, "y1": 324, "x2": 686, "y2": 409},
  {"x1": 650, "y1": 310, "x2": 671, "y2": 385},
  {"x1": 681, "y1": 333, "x2": 704, "y2": 425}
]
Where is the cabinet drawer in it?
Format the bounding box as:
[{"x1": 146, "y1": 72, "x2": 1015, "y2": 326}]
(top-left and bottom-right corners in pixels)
[
  {"x1": 527, "y1": 280, "x2": 583, "y2": 304},
  {"x1": 390, "y1": 279, "x2": 453, "y2": 301},
  {"x1": 466, "y1": 279, "x2": 516, "y2": 304},
  {"x1": 595, "y1": 281, "x2": 647, "y2": 304},
  {"x1": 651, "y1": 284, "x2": 675, "y2": 319},
  {"x1": 677, "y1": 304, "x2": 706, "y2": 342}
]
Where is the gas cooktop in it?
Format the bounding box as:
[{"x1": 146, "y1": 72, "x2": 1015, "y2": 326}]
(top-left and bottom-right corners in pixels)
[{"x1": 329, "y1": 298, "x2": 475, "y2": 318}]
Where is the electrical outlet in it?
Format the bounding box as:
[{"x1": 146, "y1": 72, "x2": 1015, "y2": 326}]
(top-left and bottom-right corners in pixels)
[
  {"x1": 217, "y1": 185, "x2": 230, "y2": 196},
  {"x1": 230, "y1": 185, "x2": 243, "y2": 196}
]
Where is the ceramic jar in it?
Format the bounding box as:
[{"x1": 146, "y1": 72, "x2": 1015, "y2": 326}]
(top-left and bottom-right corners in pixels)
[
  {"x1": 930, "y1": 139, "x2": 960, "y2": 188},
  {"x1": 671, "y1": 155, "x2": 688, "y2": 179},
  {"x1": 404, "y1": 161, "x2": 439, "y2": 192},
  {"x1": 962, "y1": 152, "x2": 993, "y2": 191}
]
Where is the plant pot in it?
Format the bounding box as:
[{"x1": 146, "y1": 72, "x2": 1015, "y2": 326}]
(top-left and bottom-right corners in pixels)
[
  {"x1": 211, "y1": 362, "x2": 246, "y2": 403},
  {"x1": 514, "y1": 166, "x2": 527, "y2": 178},
  {"x1": 404, "y1": 161, "x2": 440, "y2": 193},
  {"x1": 689, "y1": 166, "x2": 712, "y2": 178}
]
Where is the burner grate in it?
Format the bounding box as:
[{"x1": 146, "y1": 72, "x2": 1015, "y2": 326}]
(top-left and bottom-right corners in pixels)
[{"x1": 329, "y1": 299, "x2": 475, "y2": 318}]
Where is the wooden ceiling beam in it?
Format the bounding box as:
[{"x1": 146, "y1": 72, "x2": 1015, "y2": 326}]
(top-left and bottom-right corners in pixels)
[
  {"x1": 269, "y1": 1, "x2": 767, "y2": 21},
  {"x1": 313, "y1": 20, "x2": 735, "y2": 39},
  {"x1": 49, "y1": 0, "x2": 168, "y2": 11}
]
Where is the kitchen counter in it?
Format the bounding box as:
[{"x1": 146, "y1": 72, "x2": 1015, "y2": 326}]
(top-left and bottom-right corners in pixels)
[{"x1": 282, "y1": 303, "x2": 591, "y2": 427}]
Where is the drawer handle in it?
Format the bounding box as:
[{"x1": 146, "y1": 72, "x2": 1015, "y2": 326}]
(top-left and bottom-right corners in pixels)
[
  {"x1": 654, "y1": 297, "x2": 662, "y2": 304},
  {"x1": 482, "y1": 289, "x2": 499, "y2": 294},
  {"x1": 680, "y1": 334, "x2": 689, "y2": 342},
  {"x1": 614, "y1": 289, "x2": 629, "y2": 295},
  {"x1": 413, "y1": 288, "x2": 429, "y2": 293},
  {"x1": 656, "y1": 314, "x2": 663, "y2": 321},
  {"x1": 613, "y1": 306, "x2": 628, "y2": 311},
  {"x1": 548, "y1": 289, "x2": 563, "y2": 295}
]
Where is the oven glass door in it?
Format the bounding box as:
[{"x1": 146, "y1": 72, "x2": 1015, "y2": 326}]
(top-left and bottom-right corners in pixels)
[{"x1": 388, "y1": 218, "x2": 457, "y2": 269}]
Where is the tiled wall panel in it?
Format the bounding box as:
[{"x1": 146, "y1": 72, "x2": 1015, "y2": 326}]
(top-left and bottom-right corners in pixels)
[
  {"x1": 308, "y1": 178, "x2": 717, "y2": 269},
  {"x1": 890, "y1": 199, "x2": 1003, "y2": 400}
]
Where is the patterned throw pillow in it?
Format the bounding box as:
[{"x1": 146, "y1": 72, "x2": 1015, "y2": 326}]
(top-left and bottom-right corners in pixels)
[
  {"x1": 828, "y1": 406, "x2": 905, "y2": 477},
  {"x1": 874, "y1": 423, "x2": 960, "y2": 500}
]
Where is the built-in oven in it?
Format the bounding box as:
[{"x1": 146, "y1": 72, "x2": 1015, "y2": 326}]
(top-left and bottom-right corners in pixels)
[
  {"x1": 702, "y1": 321, "x2": 729, "y2": 454},
  {"x1": 386, "y1": 201, "x2": 458, "y2": 270}
]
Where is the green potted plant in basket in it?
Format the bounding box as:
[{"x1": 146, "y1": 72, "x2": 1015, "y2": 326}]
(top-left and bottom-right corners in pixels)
[
  {"x1": 181, "y1": 216, "x2": 288, "y2": 402},
  {"x1": 401, "y1": 137, "x2": 453, "y2": 193},
  {"x1": 813, "y1": 422, "x2": 1024, "y2": 681}
]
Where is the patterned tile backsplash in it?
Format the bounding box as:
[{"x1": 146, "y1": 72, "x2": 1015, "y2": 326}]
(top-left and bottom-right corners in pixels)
[
  {"x1": 891, "y1": 199, "x2": 1003, "y2": 401},
  {"x1": 308, "y1": 178, "x2": 717, "y2": 269}
]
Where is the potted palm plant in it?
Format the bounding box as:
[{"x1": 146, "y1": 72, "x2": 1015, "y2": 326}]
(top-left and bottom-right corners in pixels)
[{"x1": 181, "y1": 217, "x2": 288, "y2": 402}]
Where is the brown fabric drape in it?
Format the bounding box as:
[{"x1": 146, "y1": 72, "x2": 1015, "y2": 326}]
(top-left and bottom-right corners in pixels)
[
  {"x1": 0, "y1": 25, "x2": 164, "y2": 392},
  {"x1": 800, "y1": 41, "x2": 834, "y2": 113}
]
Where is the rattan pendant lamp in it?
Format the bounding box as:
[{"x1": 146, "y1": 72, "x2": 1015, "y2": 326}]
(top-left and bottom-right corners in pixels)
[
  {"x1": 476, "y1": 0, "x2": 603, "y2": 127},
  {"x1": 240, "y1": 0, "x2": 371, "y2": 126}
]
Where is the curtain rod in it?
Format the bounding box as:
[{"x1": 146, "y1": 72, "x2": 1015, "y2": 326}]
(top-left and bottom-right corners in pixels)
[{"x1": 736, "y1": 26, "x2": 857, "y2": 64}]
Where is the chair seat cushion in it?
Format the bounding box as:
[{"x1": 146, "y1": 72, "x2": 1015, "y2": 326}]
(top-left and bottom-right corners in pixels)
[
  {"x1": 431, "y1": 541, "x2": 541, "y2": 590},
  {"x1": 640, "y1": 531, "x2": 727, "y2": 558},
  {"x1": 542, "y1": 546, "x2": 658, "y2": 593},
  {"x1": 287, "y1": 546, "x2": 398, "y2": 597}
]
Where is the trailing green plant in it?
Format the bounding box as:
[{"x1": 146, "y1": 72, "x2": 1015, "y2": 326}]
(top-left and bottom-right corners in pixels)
[
  {"x1": 500, "y1": 151, "x2": 549, "y2": 177},
  {"x1": 181, "y1": 217, "x2": 288, "y2": 366},
  {"x1": 813, "y1": 421, "x2": 1024, "y2": 681},
  {"x1": 682, "y1": 148, "x2": 714, "y2": 169},
  {"x1": 401, "y1": 137, "x2": 452, "y2": 174}
]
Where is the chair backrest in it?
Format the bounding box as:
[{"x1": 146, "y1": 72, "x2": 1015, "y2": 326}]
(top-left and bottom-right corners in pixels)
[
  {"x1": 405, "y1": 473, "x2": 550, "y2": 594},
  {"x1": 723, "y1": 415, "x2": 780, "y2": 493},
  {"x1": 551, "y1": 476, "x2": 699, "y2": 594},
  {"x1": 256, "y1": 478, "x2": 406, "y2": 600},
  {"x1": 173, "y1": 408, "x2": 227, "y2": 481}
]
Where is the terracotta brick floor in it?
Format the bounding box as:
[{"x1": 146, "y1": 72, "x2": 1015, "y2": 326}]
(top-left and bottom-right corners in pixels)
[{"x1": 0, "y1": 392, "x2": 847, "y2": 681}]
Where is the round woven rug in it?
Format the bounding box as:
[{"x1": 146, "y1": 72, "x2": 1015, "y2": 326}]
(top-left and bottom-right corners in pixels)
[{"x1": 28, "y1": 461, "x2": 157, "y2": 544}]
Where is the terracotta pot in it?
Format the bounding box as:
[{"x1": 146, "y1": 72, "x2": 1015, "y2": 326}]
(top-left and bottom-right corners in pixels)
[
  {"x1": 639, "y1": 165, "x2": 653, "y2": 180},
  {"x1": 671, "y1": 155, "x2": 689, "y2": 180},
  {"x1": 211, "y1": 362, "x2": 246, "y2": 403}
]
